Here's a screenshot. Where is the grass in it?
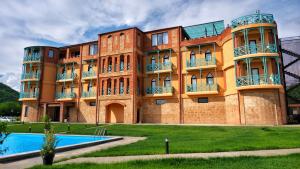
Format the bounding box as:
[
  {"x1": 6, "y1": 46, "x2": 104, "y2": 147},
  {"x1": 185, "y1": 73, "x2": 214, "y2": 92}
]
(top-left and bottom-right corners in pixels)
[
  {"x1": 7, "y1": 123, "x2": 300, "y2": 157},
  {"x1": 31, "y1": 153, "x2": 300, "y2": 169}
]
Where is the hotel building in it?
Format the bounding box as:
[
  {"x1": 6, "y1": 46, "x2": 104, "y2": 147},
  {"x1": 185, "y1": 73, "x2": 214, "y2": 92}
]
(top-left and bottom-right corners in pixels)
[{"x1": 19, "y1": 12, "x2": 287, "y2": 125}]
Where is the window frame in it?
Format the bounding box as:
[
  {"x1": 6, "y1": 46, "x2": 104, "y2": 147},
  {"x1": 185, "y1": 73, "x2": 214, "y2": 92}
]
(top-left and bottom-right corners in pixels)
[
  {"x1": 48, "y1": 50, "x2": 54, "y2": 58},
  {"x1": 151, "y1": 32, "x2": 168, "y2": 46}
]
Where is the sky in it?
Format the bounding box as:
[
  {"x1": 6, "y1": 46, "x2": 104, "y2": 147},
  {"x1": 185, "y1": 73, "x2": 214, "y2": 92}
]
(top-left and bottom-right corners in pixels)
[{"x1": 0, "y1": 0, "x2": 299, "y2": 90}]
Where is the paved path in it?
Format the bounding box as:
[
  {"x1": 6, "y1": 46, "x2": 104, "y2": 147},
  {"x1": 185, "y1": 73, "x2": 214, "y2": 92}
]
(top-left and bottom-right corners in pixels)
[
  {"x1": 0, "y1": 136, "x2": 145, "y2": 169},
  {"x1": 58, "y1": 148, "x2": 300, "y2": 165}
]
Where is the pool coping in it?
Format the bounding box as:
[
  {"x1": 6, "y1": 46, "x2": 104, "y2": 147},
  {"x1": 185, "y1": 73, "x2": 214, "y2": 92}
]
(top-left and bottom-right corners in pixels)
[{"x1": 0, "y1": 133, "x2": 123, "y2": 163}]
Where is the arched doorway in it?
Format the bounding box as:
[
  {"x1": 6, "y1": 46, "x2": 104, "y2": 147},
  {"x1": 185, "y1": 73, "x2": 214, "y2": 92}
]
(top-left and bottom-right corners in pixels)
[{"x1": 106, "y1": 103, "x2": 124, "y2": 123}]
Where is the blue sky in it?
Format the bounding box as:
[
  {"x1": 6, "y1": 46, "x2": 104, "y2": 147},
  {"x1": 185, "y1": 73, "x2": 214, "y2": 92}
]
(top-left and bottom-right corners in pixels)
[{"x1": 0, "y1": 0, "x2": 299, "y2": 81}]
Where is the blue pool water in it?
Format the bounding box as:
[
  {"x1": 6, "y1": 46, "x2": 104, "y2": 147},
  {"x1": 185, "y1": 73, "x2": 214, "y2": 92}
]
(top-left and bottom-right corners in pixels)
[{"x1": 0, "y1": 133, "x2": 111, "y2": 157}]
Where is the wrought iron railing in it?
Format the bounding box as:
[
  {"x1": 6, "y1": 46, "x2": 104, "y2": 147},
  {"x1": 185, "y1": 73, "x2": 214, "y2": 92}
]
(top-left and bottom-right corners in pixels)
[
  {"x1": 82, "y1": 70, "x2": 96, "y2": 78},
  {"x1": 186, "y1": 57, "x2": 216, "y2": 68},
  {"x1": 234, "y1": 43, "x2": 277, "y2": 57},
  {"x1": 23, "y1": 53, "x2": 41, "y2": 62},
  {"x1": 231, "y1": 13, "x2": 274, "y2": 28},
  {"x1": 21, "y1": 71, "x2": 40, "y2": 80},
  {"x1": 81, "y1": 90, "x2": 96, "y2": 98},
  {"x1": 146, "y1": 62, "x2": 172, "y2": 72},
  {"x1": 56, "y1": 72, "x2": 76, "y2": 81},
  {"x1": 146, "y1": 86, "x2": 173, "y2": 94},
  {"x1": 236, "y1": 74, "x2": 281, "y2": 87},
  {"x1": 186, "y1": 83, "x2": 217, "y2": 92},
  {"x1": 19, "y1": 91, "x2": 39, "y2": 99},
  {"x1": 55, "y1": 92, "x2": 76, "y2": 99}
]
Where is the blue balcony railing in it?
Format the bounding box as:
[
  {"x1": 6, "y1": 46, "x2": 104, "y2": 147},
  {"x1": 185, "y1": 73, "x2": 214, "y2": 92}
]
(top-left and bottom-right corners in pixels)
[
  {"x1": 21, "y1": 71, "x2": 40, "y2": 80},
  {"x1": 146, "y1": 62, "x2": 172, "y2": 72},
  {"x1": 56, "y1": 73, "x2": 76, "y2": 81},
  {"x1": 186, "y1": 57, "x2": 216, "y2": 69},
  {"x1": 56, "y1": 92, "x2": 76, "y2": 99},
  {"x1": 234, "y1": 43, "x2": 277, "y2": 57},
  {"x1": 146, "y1": 86, "x2": 173, "y2": 94},
  {"x1": 231, "y1": 13, "x2": 274, "y2": 28},
  {"x1": 186, "y1": 84, "x2": 217, "y2": 93},
  {"x1": 236, "y1": 74, "x2": 281, "y2": 87},
  {"x1": 81, "y1": 90, "x2": 96, "y2": 98},
  {"x1": 23, "y1": 53, "x2": 41, "y2": 63},
  {"x1": 19, "y1": 91, "x2": 39, "y2": 99},
  {"x1": 82, "y1": 70, "x2": 96, "y2": 78}
]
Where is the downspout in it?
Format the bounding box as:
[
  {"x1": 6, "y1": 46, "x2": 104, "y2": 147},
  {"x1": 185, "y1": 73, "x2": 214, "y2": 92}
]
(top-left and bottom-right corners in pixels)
[
  {"x1": 95, "y1": 37, "x2": 101, "y2": 125},
  {"x1": 36, "y1": 47, "x2": 44, "y2": 122},
  {"x1": 132, "y1": 28, "x2": 137, "y2": 124},
  {"x1": 77, "y1": 46, "x2": 83, "y2": 122},
  {"x1": 178, "y1": 27, "x2": 183, "y2": 124}
]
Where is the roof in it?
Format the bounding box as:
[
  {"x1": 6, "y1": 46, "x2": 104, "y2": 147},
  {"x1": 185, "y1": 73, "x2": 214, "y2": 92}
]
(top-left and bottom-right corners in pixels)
[{"x1": 183, "y1": 20, "x2": 225, "y2": 39}]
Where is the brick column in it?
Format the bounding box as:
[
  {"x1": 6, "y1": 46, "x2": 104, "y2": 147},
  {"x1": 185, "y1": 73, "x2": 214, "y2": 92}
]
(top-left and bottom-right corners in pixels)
[
  {"x1": 116, "y1": 78, "x2": 120, "y2": 95},
  {"x1": 104, "y1": 79, "x2": 107, "y2": 95},
  {"x1": 116, "y1": 56, "x2": 120, "y2": 72},
  {"x1": 124, "y1": 55, "x2": 128, "y2": 71},
  {"x1": 112, "y1": 56, "x2": 115, "y2": 72},
  {"x1": 59, "y1": 102, "x2": 64, "y2": 123}
]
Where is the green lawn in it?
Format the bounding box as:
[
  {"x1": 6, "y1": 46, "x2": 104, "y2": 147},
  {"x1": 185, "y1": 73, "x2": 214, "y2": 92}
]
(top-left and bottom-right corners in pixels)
[
  {"x1": 7, "y1": 123, "x2": 300, "y2": 157},
  {"x1": 31, "y1": 153, "x2": 300, "y2": 169}
]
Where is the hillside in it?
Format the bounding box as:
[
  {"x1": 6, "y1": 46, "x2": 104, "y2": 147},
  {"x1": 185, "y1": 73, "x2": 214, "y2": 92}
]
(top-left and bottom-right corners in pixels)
[{"x1": 0, "y1": 83, "x2": 19, "y2": 103}]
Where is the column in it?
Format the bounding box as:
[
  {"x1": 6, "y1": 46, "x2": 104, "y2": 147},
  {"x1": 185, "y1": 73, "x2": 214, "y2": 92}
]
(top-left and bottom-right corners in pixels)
[
  {"x1": 59, "y1": 103, "x2": 64, "y2": 123},
  {"x1": 124, "y1": 78, "x2": 128, "y2": 94},
  {"x1": 259, "y1": 27, "x2": 265, "y2": 52},
  {"x1": 116, "y1": 56, "x2": 120, "y2": 72},
  {"x1": 124, "y1": 55, "x2": 128, "y2": 71},
  {"x1": 116, "y1": 78, "x2": 120, "y2": 95},
  {"x1": 104, "y1": 79, "x2": 107, "y2": 95},
  {"x1": 43, "y1": 103, "x2": 47, "y2": 118},
  {"x1": 112, "y1": 56, "x2": 115, "y2": 72}
]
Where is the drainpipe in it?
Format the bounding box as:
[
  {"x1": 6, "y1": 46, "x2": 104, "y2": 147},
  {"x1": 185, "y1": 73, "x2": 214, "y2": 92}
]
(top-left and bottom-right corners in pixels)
[{"x1": 178, "y1": 27, "x2": 183, "y2": 124}]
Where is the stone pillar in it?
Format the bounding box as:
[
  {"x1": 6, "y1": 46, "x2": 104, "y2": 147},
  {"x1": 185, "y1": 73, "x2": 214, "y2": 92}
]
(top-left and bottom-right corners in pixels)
[{"x1": 59, "y1": 103, "x2": 64, "y2": 123}]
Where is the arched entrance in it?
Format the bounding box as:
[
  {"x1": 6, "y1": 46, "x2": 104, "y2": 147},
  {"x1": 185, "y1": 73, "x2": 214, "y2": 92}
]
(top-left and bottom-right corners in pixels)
[{"x1": 106, "y1": 103, "x2": 124, "y2": 123}]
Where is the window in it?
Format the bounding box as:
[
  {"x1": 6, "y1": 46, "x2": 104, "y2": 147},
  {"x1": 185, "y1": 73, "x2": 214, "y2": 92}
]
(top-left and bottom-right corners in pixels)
[
  {"x1": 190, "y1": 51, "x2": 196, "y2": 66},
  {"x1": 198, "y1": 97, "x2": 208, "y2": 103},
  {"x1": 152, "y1": 34, "x2": 157, "y2": 46},
  {"x1": 163, "y1": 32, "x2": 168, "y2": 44},
  {"x1": 191, "y1": 75, "x2": 197, "y2": 91},
  {"x1": 87, "y1": 82, "x2": 93, "y2": 91},
  {"x1": 151, "y1": 79, "x2": 156, "y2": 89},
  {"x1": 48, "y1": 50, "x2": 54, "y2": 58},
  {"x1": 24, "y1": 106, "x2": 29, "y2": 117},
  {"x1": 205, "y1": 50, "x2": 212, "y2": 61},
  {"x1": 89, "y1": 44, "x2": 98, "y2": 55},
  {"x1": 152, "y1": 32, "x2": 168, "y2": 46},
  {"x1": 163, "y1": 55, "x2": 169, "y2": 64},
  {"x1": 151, "y1": 56, "x2": 156, "y2": 65},
  {"x1": 71, "y1": 51, "x2": 80, "y2": 57},
  {"x1": 206, "y1": 73, "x2": 214, "y2": 85},
  {"x1": 156, "y1": 99, "x2": 166, "y2": 105},
  {"x1": 89, "y1": 102, "x2": 96, "y2": 106},
  {"x1": 88, "y1": 64, "x2": 93, "y2": 72},
  {"x1": 164, "y1": 76, "x2": 171, "y2": 87},
  {"x1": 120, "y1": 78, "x2": 124, "y2": 94},
  {"x1": 71, "y1": 85, "x2": 74, "y2": 93}
]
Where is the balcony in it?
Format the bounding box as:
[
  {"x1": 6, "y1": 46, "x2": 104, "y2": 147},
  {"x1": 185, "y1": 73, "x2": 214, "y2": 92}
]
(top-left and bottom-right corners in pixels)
[
  {"x1": 186, "y1": 84, "x2": 218, "y2": 95},
  {"x1": 146, "y1": 62, "x2": 172, "y2": 74},
  {"x1": 19, "y1": 91, "x2": 39, "y2": 101},
  {"x1": 145, "y1": 86, "x2": 173, "y2": 97},
  {"x1": 81, "y1": 90, "x2": 96, "y2": 100},
  {"x1": 236, "y1": 74, "x2": 282, "y2": 90},
  {"x1": 56, "y1": 92, "x2": 76, "y2": 101},
  {"x1": 234, "y1": 43, "x2": 277, "y2": 58},
  {"x1": 56, "y1": 73, "x2": 76, "y2": 82},
  {"x1": 231, "y1": 13, "x2": 274, "y2": 29},
  {"x1": 82, "y1": 70, "x2": 96, "y2": 80},
  {"x1": 21, "y1": 72, "x2": 40, "y2": 81},
  {"x1": 23, "y1": 53, "x2": 41, "y2": 63},
  {"x1": 186, "y1": 57, "x2": 216, "y2": 71}
]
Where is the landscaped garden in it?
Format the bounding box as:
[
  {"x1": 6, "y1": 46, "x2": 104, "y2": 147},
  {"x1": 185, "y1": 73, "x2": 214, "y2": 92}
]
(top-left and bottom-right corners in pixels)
[{"x1": 7, "y1": 123, "x2": 300, "y2": 157}]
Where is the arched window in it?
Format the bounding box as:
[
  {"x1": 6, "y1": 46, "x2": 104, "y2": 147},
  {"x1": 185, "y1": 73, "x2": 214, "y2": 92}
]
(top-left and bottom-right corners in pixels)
[
  {"x1": 107, "y1": 35, "x2": 112, "y2": 52},
  {"x1": 127, "y1": 55, "x2": 130, "y2": 70},
  {"x1": 190, "y1": 51, "x2": 196, "y2": 66},
  {"x1": 206, "y1": 73, "x2": 214, "y2": 85},
  {"x1": 107, "y1": 79, "x2": 111, "y2": 95},
  {"x1": 87, "y1": 81, "x2": 93, "y2": 91},
  {"x1": 191, "y1": 75, "x2": 197, "y2": 91},
  {"x1": 119, "y1": 78, "x2": 124, "y2": 94},
  {"x1": 151, "y1": 79, "x2": 156, "y2": 89},
  {"x1": 163, "y1": 54, "x2": 169, "y2": 64},
  {"x1": 120, "y1": 55, "x2": 124, "y2": 71},
  {"x1": 205, "y1": 50, "x2": 212, "y2": 61},
  {"x1": 120, "y1": 33, "x2": 125, "y2": 50},
  {"x1": 108, "y1": 57, "x2": 112, "y2": 72},
  {"x1": 151, "y1": 56, "x2": 156, "y2": 65},
  {"x1": 164, "y1": 76, "x2": 171, "y2": 87},
  {"x1": 88, "y1": 64, "x2": 93, "y2": 72}
]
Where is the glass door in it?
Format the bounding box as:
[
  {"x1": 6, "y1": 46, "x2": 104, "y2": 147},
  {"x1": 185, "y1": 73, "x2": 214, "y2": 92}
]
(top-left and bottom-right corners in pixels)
[
  {"x1": 251, "y1": 68, "x2": 260, "y2": 85},
  {"x1": 249, "y1": 40, "x2": 257, "y2": 54}
]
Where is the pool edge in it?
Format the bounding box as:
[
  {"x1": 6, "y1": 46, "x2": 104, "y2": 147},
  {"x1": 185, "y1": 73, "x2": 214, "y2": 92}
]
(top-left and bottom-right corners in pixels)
[{"x1": 0, "y1": 136, "x2": 123, "y2": 163}]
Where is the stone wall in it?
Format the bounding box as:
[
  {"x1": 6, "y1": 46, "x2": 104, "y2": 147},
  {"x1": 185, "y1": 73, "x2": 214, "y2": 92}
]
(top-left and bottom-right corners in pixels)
[
  {"x1": 142, "y1": 98, "x2": 180, "y2": 123},
  {"x1": 225, "y1": 94, "x2": 240, "y2": 124},
  {"x1": 78, "y1": 101, "x2": 97, "y2": 123},
  {"x1": 183, "y1": 96, "x2": 226, "y2": 124},
  {"x1": 21, "y1": 102, "x2": 39, "y2": 122}
]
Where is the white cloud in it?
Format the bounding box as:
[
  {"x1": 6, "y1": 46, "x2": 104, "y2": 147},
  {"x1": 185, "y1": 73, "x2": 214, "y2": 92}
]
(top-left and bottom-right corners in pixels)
[{"x1": 0, "y1": 0, "x2": 299, "y2": 89}]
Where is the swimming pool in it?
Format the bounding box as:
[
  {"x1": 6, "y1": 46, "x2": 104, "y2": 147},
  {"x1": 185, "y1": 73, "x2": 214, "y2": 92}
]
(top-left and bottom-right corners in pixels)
[{"x1": 0, "y1": 133, "x2": 122, "y2": 162}]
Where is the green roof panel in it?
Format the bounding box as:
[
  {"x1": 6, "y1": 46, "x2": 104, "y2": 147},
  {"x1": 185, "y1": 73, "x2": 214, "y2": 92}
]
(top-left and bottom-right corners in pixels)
[{"x1": 183, "y1": 20, "x2": 225, "y2": 39}]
